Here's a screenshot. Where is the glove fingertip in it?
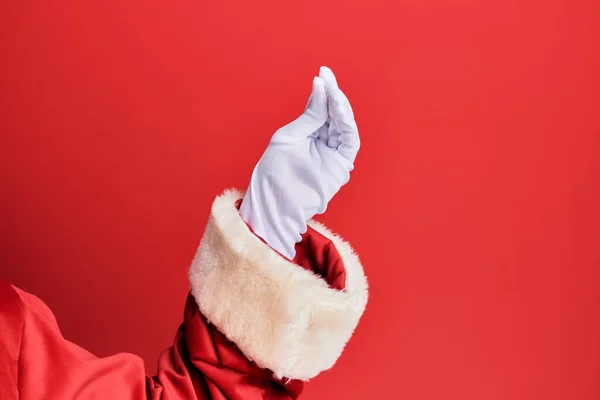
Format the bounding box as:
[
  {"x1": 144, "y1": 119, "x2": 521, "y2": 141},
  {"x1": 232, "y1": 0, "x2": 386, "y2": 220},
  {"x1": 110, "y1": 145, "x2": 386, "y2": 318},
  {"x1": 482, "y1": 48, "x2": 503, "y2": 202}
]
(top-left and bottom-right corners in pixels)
[
  {"x1": 307, "y1": 77, "x2": 328, "y2": 121},
  {"x1": 319, "y1": 66, "x2": 339, "y2": 92},
  {"x1": 313, "y1": 76, "x2": 325, "y2": 86}
]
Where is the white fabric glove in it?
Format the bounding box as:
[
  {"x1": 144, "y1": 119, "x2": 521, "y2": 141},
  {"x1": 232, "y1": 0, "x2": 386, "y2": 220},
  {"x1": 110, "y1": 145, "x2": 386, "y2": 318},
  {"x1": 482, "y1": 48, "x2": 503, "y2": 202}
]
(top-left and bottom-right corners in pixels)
[{"x1": 240, "y1": 66, "x2": 360, "y2": 260}]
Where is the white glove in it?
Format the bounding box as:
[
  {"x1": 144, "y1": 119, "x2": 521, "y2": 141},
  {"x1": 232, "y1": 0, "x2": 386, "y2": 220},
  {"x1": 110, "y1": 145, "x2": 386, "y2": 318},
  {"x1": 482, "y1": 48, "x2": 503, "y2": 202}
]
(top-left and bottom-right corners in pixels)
[{"x1": 240, "y1": 66, "x2": 360, "y2": 260}]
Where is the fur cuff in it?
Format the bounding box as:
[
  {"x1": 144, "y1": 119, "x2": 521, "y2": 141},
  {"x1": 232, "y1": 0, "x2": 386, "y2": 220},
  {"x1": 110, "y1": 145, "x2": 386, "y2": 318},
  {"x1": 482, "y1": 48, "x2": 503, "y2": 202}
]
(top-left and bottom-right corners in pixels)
[{"x1": 188, "y1": 189, "x2": 368, "y2": 380}]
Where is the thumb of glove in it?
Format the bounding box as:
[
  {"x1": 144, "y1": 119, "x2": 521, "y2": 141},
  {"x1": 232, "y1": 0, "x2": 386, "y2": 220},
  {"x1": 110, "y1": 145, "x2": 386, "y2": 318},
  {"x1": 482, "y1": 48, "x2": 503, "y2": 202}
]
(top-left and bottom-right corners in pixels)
[{"x1": 271, "y1": 77, "x2": 327, "y2": 144}]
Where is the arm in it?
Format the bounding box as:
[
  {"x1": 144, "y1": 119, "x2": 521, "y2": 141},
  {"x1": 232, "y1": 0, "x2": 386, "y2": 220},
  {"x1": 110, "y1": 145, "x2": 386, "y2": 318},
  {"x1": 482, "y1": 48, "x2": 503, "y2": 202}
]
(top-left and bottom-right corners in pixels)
[{"x1": 0, "y1": 68, "x2": 368, "y2": 400}]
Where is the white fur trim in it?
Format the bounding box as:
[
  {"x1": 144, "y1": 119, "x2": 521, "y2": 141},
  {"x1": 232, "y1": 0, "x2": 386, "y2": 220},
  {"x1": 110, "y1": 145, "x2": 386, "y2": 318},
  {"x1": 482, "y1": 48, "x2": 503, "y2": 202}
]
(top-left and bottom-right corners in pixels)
[{"x1": 188, "y1": 189, "x2": 368, "y2": 380}]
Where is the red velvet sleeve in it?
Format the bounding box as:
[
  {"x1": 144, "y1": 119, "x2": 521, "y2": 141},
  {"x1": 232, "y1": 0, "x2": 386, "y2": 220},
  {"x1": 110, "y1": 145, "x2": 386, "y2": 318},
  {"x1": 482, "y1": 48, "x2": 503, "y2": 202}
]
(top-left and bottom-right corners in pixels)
[{"x1": 0, "y1": 280, "x2": 306, "y2": 399}]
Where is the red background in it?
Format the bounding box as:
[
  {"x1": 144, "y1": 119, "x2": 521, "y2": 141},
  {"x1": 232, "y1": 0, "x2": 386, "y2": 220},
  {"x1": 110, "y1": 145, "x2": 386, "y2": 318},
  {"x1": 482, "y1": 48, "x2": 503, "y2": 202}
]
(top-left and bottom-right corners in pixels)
[{"x1": 1, "y1": 1, "x2": 599, "y2": 399}]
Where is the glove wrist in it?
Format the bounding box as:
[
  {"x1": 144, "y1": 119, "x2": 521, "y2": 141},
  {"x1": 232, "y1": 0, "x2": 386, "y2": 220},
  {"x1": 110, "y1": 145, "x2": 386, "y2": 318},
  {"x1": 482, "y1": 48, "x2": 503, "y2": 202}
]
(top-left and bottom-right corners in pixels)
[{"x1": 240, "y1": 185, "x2": 304, "y2": 260}]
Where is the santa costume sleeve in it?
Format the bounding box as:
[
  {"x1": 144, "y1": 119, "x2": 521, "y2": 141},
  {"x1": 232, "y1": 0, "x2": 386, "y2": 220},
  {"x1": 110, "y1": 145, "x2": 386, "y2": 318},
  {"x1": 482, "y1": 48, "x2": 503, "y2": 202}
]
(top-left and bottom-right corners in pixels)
[{"x1": 0, "y1": 189, "x2": 368, "y2": 400}]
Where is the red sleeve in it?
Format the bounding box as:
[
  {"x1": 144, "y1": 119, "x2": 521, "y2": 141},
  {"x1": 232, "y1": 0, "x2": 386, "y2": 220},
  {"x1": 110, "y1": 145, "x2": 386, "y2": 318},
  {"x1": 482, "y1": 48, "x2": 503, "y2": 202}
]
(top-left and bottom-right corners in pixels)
[
  {"x1": 0, "y1": 280, "x2": 302, "y2": 400},
  {"x1": 0, "y1": 190, "x2": 368, "y2": 399}
]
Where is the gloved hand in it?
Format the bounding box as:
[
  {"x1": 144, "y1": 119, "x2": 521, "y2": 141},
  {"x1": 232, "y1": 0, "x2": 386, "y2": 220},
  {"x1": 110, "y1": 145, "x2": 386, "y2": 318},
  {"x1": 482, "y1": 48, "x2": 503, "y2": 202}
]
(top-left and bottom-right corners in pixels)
[{"x1": 240, "y1": 66, "x2": 360, "y2": 260}]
